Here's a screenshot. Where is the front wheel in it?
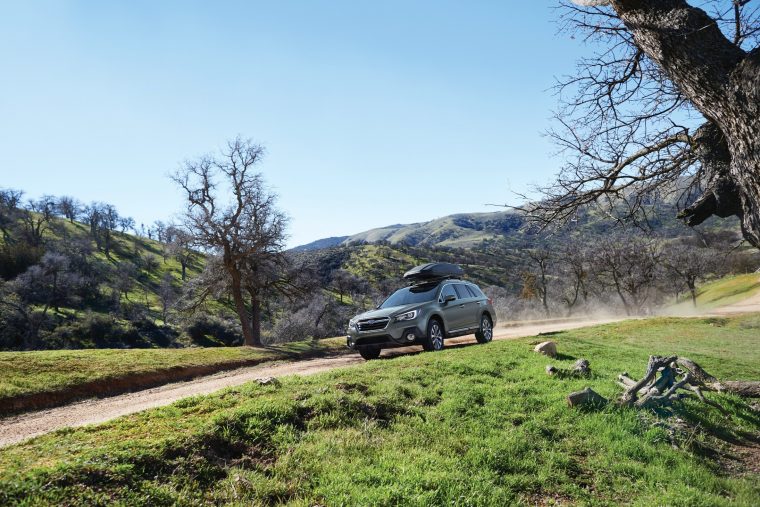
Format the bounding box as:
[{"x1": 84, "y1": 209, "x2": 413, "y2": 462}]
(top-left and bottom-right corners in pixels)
[
  {"x1": 358, "y1": 346, "x2": 381, "y2": 360},
  {"x1": 422, "y1": 319, "x2": 444, "y2": 352},
  {"x1": 475, "y1": 314, "x2": 493, "y2": 344}
]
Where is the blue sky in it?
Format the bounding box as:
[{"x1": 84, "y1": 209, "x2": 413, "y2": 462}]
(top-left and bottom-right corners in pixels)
[{"x1": 0, "y1": 1, "x2": 587, "y2": 247}]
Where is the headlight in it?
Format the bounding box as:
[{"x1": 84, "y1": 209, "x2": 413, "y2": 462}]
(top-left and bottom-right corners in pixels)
[
  {"x1": 348, "y1": 319, "x2": 356, "y2": 328},
  {"x1": 395, "y1": 310, "x2": 418, "y2": 322}
]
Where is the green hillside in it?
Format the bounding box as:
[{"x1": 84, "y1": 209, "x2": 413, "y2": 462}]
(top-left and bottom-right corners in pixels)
[
  {"x1": 0, "y1": 213, "x2": 212, "y2": 349},
  {"x1": 669, "y1": 273, "x2": 760, "y2": 312},
  {"x1": 337, "y1": 243, "x2": 514, "y2": 291}
]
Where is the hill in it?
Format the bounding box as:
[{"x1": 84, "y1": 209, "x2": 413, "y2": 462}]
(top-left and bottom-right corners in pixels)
[
  {"x1": 668, "y1": 273, "x2": 760, "y2": 312},
  {"x1": 289, "y1": 236, "x2": 349, "y2": 252},
  {"x1": 0, "y1": 212, "x2": 214, "y2": 349},
  {"x1": 294, "y1": 204, "x2": 743, "y2": 251}
]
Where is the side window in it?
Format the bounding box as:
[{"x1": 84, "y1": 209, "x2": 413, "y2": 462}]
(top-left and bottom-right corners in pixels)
[
  {"x1": 467, "y1": 285, "x2": 484, "y2": 298},
  {"x1": 439, "y1": 284, "x2": 457, "y2": 302},
  {"x1": 454, "y1": 284, "x2": 472, "y2": 299}
]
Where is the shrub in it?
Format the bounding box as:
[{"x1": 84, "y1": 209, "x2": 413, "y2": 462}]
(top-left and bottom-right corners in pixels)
[{"x1": 184, "y1": 315, "x2": 242, "y2": 347}]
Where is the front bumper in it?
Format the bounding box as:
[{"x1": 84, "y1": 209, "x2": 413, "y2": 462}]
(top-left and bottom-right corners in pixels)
[{"x1": 346, "y1": 323, "x2": 425, "y2": 349}]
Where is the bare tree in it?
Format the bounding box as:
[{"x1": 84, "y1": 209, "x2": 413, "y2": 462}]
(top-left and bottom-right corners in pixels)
[
  {"x1": 172, "y1": 137, "x2": 289, "y2": 347},
  {"x1": 530, "y1": 1, "x2": 760, "y2": 251},
  {"x1": 557, "y1": 242, "x2": 591, "y2": 315},
  {"x1": 527, "y1": 247, "x2": 552, "y2": 316},
  {"x1": 20, "y1": 197, "x2": 55, "y2": 246},
  {"x1": 56, "y1": 196, "x2": 81, "y2": 224},
  {"x1": 15, "y1": 252, "x2": 82, "y2": 314},
  {"x1": 119, "y1": 216, "x2": 136, "y2": 234},
  {"x1": 593, "y1": 236, "x2": 662, "y2": 315},
  {"x1": 0, "y1": 281, "x2": 43, "y2": 349},
  {"x1": 331, "y1": 269, "x2": 361, "y2": 304},
  {"x1": 100, "y1": 204, "x2": 120, "y2": 258},
  {"x1": 166, "y1": 225, "x2": 193, "y2": 280},
  {"x1": 142, "y1": 254, "x2": 160, "y2": 275},
  {"x1": 0, "y1": 189, "x2": 24, "y2": 241},
  {"x1": 114, "y1": 261, "x2": 137, "y2": 307},
  {"x1": 153, "y1": 220, "x2": 167, "y2": 243},
  {"x1": 663, "y1": 244, "x2": 717, "y2": 307},
  {"x1": 158, "y1": 273, "x2": 177, "y2": 324}
]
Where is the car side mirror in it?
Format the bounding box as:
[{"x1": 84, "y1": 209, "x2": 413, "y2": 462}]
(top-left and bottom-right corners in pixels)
[{"x1": 442, "y1": 294, "x2": 456, "y2": 304}]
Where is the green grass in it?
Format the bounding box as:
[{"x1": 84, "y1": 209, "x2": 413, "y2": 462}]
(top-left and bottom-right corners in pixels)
[
  {"x1": 670, "y1": 273, "x2": 760, "y2": 311},
  {"x1": 0, "y1": 338, "x2": 347, "y2": 401},
  {"x1": 1, "y1": 315, "x2": 758, "y2": 505}
]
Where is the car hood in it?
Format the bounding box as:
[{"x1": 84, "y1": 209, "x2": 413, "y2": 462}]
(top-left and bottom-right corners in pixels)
[{"x1": 352, "y1": 303, "x2": 427, "y2": 322}]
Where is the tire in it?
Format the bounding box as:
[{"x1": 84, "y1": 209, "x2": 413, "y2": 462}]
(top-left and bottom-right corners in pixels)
[
  {"x1": 358, "y1": 346, "x2": 381, "y2": 360},
  {"x1": 422, "y1": 319, "x2": 445, "y2": 352},
  {"x1": 475, "y1": 314, "x2": 493, "y2": 344}
]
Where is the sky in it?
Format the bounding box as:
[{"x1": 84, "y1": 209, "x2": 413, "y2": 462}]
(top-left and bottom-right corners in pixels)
[{"x1": 0, "y1": 1, "x2": 589, "y2": 248}]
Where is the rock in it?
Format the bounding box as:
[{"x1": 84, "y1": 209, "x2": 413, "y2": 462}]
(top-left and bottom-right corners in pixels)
[
  {"x1": 257, "y1": 376, "x2": 279, "y2": 386},
  {"x1": 567, "y1": 387, "x2": 608, "y2": 408},
  {"x1": 572, "y1": 359, "x2": 591, "y2": 376},
  {"x1": 534, "y1": 341, "x2": 557, "y2": 358}
]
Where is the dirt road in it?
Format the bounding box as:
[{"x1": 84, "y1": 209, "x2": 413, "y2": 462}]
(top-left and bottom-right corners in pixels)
[
  {"x1": 709, "y1": 289, "x2": 760, "y2": 315},
  {"x1": 0, "y1": 317, "x2": 622, "y2": 448}
]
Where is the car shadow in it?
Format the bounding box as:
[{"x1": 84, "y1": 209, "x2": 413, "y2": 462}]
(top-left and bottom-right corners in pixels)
[{"x1": 378, "y1": 338, "x2": 484, "y2": 360}]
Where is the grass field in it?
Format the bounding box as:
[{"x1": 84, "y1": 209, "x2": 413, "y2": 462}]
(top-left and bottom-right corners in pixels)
[
  {"x1": 0, "y1": 338, "x2": 347, "y2": 401},
  {"x1": 1, "y1": 315, "x2": 758, "y2": 505},
  {"x1": 670, "y1": 273, "x2": 760, "y2": 312}
]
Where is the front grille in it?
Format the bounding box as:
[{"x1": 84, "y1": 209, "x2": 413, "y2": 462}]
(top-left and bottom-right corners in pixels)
[{"x1": 357, "y1": 317, "x2": 390, "y2": 331}]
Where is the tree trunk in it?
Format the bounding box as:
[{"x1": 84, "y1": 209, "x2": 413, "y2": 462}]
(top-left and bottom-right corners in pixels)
[
  {"x1": 610, "y1": 0, "x2": 760, "y2": 248},
  {"x1": 248, "y1": 291, "x2": 263, "y2": 347},
  {"x1": 689, "y1": 282, "x2": 697, "y2": 308},
  {"x1": 229, "y1": 268, "x2": 255, "y2": 347}
]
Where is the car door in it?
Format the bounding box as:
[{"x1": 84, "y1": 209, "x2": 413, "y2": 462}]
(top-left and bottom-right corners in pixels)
[
  {"x1": 454, "y1": 283, "x2": 480, "y2": 330},
  {"x1": 438, "y1": 283, "x2": 469, "y2": 332}
]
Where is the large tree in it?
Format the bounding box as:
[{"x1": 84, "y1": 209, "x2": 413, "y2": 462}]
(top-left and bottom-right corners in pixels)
[
  {"x1": 532, "y1": 0, "x2": 760, "y2": 249},
  {"x1": 172, "y1": 137, "x2": 289, "y2": 346}
]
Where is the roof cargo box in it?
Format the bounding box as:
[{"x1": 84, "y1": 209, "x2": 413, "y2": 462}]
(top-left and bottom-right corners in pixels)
[{"x1": 403, "y1": 262, "x2": 463, "y2": 283}]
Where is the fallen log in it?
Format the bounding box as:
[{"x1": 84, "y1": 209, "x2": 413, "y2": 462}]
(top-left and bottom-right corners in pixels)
[
  {"x1": 721, "y1": 381, "x2": 760, "y2": 398},
  {"x1": 676, "y1": 357, "x2": 760, "y2": 398},
  {"x1": 568, "y1": 355, "x2": 757, "y2": 412}
]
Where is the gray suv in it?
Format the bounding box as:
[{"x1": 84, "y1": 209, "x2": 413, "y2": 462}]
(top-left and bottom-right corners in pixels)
[{"x1": 346, "y1": 263, "x2": 496, "y2": 360}]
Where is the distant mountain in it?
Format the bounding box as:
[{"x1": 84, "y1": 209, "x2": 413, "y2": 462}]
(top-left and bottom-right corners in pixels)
[
  {"x1": 293, "y1": 204, "x2": 743, "y2": 252},
  {"x1": 293, "y1": 211, "x2": 525, "y2": 251},
  {"x1": 289, "y1": 236, "x2": 349, "y2": 252}
]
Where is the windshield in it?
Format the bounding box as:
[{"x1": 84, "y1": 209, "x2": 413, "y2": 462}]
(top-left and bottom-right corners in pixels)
[{"x1": 380, "y1": 284, "x2": 438, "y2": 309}]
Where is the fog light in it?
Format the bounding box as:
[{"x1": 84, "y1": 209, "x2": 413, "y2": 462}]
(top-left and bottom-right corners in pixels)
[{"x1": 406, "y1": 333, "x2": 415, "y2": 341}]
